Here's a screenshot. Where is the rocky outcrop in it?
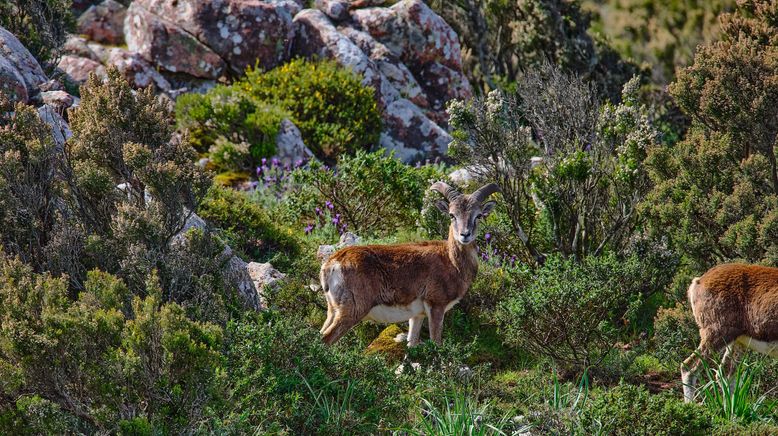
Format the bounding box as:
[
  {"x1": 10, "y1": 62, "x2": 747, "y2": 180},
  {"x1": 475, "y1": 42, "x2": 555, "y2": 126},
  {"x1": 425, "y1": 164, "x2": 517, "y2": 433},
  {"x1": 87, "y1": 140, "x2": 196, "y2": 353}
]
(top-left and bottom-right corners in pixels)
[
  {"x1": 127, "y1": 0, "x2": 299, "y2": 76},
  {"x1": 58, "y1": 55, "x2": 107, "y2": 86},
  {"x1": 77, "y1": 0, "x2": 127, "y2": 45},
  {"x1": 317, "y1": 232, "x2": 361, "y2": 262},
  {"x1": 0, "y1": 27, "x2": 48, "y2": 103},
  {"x1": 246, "y1": 262, "x2": 286, "y2": 306},
  {"x1": 63, "y1": 0, "x2": 470, "y2": 162}
]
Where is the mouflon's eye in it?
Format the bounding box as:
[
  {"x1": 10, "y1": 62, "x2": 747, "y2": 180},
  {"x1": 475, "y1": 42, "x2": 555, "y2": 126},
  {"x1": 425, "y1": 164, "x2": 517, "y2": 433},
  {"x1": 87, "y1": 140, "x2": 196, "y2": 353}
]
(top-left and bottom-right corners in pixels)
[
  {"x1": 449, "y1": 214, "x2": 455, "y2": 220},
  {"x1": 476, "y1": 214, "x2": 483, "y2": 219}
]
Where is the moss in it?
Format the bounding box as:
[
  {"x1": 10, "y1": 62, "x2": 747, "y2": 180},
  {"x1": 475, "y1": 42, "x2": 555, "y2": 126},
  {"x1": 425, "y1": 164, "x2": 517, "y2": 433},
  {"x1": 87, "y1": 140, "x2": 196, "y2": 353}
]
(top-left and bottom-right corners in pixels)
[
  {"x1": 213, "y1": 171, "x2": 250, "y2": 187},
  {"x1": 365, "y1": 324, "x2": 406, "y2": 362}
]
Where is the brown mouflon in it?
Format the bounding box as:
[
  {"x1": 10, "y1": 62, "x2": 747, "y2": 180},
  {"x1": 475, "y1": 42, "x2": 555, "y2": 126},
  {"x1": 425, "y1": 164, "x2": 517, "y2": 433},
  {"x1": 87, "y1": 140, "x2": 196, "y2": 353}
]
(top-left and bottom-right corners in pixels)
[
  {"x1": 681, "y1": 263, "x2": 778, "y2": 402},
  {"x1": 318, "y1": 182, "x2": 500, "y2": 346}
]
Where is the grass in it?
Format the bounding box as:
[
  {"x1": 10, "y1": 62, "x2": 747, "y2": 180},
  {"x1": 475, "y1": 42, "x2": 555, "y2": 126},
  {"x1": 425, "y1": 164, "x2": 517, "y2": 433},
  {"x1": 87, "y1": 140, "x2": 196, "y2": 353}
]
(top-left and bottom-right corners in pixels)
[
  {"x1": 407, "y1": 390, "x2": 521, "y2": 436},
  {"x1": 697, "y1": 351, "x2": 776, "y2": 423}
]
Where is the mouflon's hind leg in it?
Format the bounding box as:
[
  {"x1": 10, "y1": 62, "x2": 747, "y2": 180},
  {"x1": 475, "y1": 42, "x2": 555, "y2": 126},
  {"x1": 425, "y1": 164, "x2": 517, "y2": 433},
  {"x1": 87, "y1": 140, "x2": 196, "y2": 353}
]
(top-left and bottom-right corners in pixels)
[
  {"x1": 320, "y1": 292, "x2": 336, "y2": 334},
  {"x1": 407, "y1": 315, "x2": 424, "y2": 347}
]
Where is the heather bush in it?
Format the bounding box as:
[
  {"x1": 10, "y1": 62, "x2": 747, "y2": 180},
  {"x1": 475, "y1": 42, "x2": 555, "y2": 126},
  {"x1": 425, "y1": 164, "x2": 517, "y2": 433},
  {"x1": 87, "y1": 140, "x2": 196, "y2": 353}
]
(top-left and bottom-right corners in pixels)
[
  {"x1": 0, "y1": 0, "x2": 73, "y2": 71},
  {"x1": 652, "y1": 303, "x2": 699, "y2": 370}
]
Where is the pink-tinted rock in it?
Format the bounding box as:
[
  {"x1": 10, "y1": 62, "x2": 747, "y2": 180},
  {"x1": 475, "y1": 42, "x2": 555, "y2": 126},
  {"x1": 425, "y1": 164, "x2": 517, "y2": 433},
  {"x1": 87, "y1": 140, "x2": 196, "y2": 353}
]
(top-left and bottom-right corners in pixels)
[
  {"x1": 125, "y1": 3, "x2": 226, "y2": 79},
  {"x1": 77, "y1": 0, "x2": 127, "y2": 45},
  {"x1": 57, "y1": 55, "x2": 107, "y2": 85},
  {"x1": 294, "y1": 9, "x2": 398, "y2": 109},
  {"x1": 106, "y1": 48, "x2": 171, "y2": 92},
  {"x1": 0, "y1": 26, "x2": 47, "y2": 98},
  {"x1": 380, "y1": 98, "x2": 452, "y2": 161},
  {"x1": 41, "y1": 90, "x2": 78, "y2": 112},
  {"x1": 132, "y1": 0, "x2": 299, "y2": 75},
  {"x1": 351, "y1": 0, "x2": 463, "y2": 70},
  {"x1": 275, "y1": 119, "x2": 315, "y2": 164},
  {"x1": 315, "y1": 0, "x2": 350, "y2": 21}
]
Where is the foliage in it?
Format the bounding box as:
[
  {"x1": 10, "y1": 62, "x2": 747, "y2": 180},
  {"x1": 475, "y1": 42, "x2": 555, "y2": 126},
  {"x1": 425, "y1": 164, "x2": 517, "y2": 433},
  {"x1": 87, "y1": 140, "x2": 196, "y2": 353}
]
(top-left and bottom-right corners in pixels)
[
  {"x1": 496, "y1": 253, "x2": 655, "y2": 370},
  {"x1": 646, "y1": 0, "x2": 778, "y2": 268},
  {"x1": 178, "y1": 59, "x2": 381, "y2": 168},
  {"x1": 0, "y1": 0, "x2": 73, "y2": 71},
  {"x1": 585, "y1": 0, "x2": 736, "y2": 84},
  {"x1": 0, "y1": 257, "x2": 224, "y2": 434},
  {"x1": 175, "y1": 86, "x2": 288, "y2": 167},
  {"x1": 219, "y1": 314, "x2": 404, "y2": 434},
  {"x1": 449, "y1": 65, "x2": 657, "y2": 263},
  {"x1": 290, "y1": 150, "x2": 445, "y2": 236},
  {"x1": 653, "y1": 303, "x2": 699, "y2": 370},
  {"x1": 579, "y1": 384, "x2": 713, "y2": 435},
  {"x1": 429, "y1": 0, "x2": 638, "y2": 100},
  {"x1": 197, "y1": 185, "x2": 300, "y2": 270},
  {"x1": 407, "y1": 391, "x2": 516, "y2": 436}
]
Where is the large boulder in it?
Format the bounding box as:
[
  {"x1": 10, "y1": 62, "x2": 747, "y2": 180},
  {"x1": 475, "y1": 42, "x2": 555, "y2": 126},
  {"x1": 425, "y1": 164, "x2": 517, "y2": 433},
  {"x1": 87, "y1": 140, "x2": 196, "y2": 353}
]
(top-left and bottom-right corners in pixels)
[
  {"x1": 380, "y1": 98, "x2": 453, "y2": 162},
  {"x1": 246, "y1": 262, "x2": 286, "y2": 306},
  {"x1": 0, "y1": 26, "x2": 48, "y2": 102},
  {"x1": 274, "y1": 119, "x2": 316, "y2": 165},
  {"x1": 106, "y1": 48, "x2": 171, "y2": 92},
  {"x1": 130, "y1": 0, "x2": 300, "y2": 75},
  {"x1": 77, "y1": 0, "x2": 127, "y2": 45},
  {"x1": 57, "y1": 55, "x2": 107, "y2": 86},
  {"x1": 125, "y1": 3, "x2": 227, "y2": 79}
]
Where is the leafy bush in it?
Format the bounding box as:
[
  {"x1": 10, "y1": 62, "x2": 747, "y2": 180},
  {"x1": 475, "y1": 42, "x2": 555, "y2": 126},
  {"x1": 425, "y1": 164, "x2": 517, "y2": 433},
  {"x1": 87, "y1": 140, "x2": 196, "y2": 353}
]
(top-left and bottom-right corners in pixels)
[
  {"x1": 219, "y1": 314, "x2": 405, "y2": 434},
  {"x1": 197, "y1": 185, "x2": 300, "y2": 270},
  {"x1": 0, "y1": 257, "x2": 224, "y2": 434},
  {"x1": 579, "y1": 384, "x2": 713, "y2": 435},
  {"x1": 176, "y1": 59, "x2": 381, "y2": 166},
  {"x1": 496, "y1": 253, "x2": 653, "y2": 370},
  {"x1": 653, "y1": 303, "x2": 699, "y2": 370},
  {"x1": 175, "y1": 86, "x2": 288, "y2": 164},
  {"x1": 243, "y1": 59, "x2": 381, "y2": 163},
  {"x1": 290, "y1": 150, "x2": 445, "y2": 236},
  {"x1": 448, "y1": 67, "x2": 657, "y2": 264}
]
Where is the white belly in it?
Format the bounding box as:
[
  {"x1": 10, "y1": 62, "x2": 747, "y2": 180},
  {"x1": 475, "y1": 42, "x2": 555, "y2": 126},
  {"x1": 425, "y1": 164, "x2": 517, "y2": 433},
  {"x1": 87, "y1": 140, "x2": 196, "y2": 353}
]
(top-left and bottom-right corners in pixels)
[
  {"x1": 364, "y1": 299, "x2": 425, "y2": 323},
  {"x1": 736, "y1": 335, "x2": 778, "y2": 357}
]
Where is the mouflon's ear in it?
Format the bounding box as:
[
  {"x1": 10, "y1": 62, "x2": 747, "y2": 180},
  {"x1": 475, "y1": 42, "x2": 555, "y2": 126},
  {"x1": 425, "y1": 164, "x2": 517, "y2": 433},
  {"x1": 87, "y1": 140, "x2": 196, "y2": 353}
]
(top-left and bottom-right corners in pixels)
[
  {"x1": 481, "y1": 201, "x2": 496, "y2": 217},
  {"x1": 435, "y1": 200, "x2": 449, "y2": 214}
]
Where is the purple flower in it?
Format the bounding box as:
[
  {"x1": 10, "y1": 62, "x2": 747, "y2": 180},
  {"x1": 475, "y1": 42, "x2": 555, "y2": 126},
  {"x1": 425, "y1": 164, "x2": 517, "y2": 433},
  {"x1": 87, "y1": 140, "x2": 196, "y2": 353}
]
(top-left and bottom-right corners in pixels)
[
  {"x1": 485, "y1": 233, "x2": 492, "y2": 242},
  {"x1": 271, "y1": 157, "x2": 280, "y2": 167},
  {"x1": 295, "y1": 159, "x2": 303, "y2": 168},
  {"x1": 261, "y1": 158, "x2": 267, "y2": 165},
  {"x1": 325, "y1": 200, "x2": 334, "y2": 210},
  {"x1": 304, "y1": 223, "x2": 314, "y2": 235},
  {"x1": 256, "y1": 166, "x2": 263, "y2": 177},
  {"x1": 332, "y1": 213, "x2": 341, "y2": 225},
  {"x1": 315, "y1": 207, "x2": 322, "y2": 216}
]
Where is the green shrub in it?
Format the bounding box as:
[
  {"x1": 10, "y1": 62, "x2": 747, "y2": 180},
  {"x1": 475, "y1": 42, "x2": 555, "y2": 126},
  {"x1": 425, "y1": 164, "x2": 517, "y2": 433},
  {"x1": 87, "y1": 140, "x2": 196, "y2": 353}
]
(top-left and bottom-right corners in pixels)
[
  {"x1": 197, "y1": 185, "x2": 300, "y2": 270},
  {"x1": 0, "y1": 0, "x2": 73, "y2": 71},
  {"x1": 653, "y1": 303, "x2": 699, "y2": 370},
  {"x1": 496, "y1": 253, "x2": 651, "y2": 370},
  {"x1": 580, "y1": 384, "x2": 713, "y2": 435},
  {"x1": 243, "y1": 59, "x2": 381, "y2": 163},
  {"x1": 0, "y1": 257, "x2": 225, "y2": 433},
  {"x1": 220, "y1": 314, "x2": 405, "y2": 434},
  {"x1": 175, "y1": 86, "x2": 287, "y2": 163},
  {"x1": 176, "y1": 59, "x2": 381, "y2": 166},
  {"x1": 290, "y1": 150, "x2": 445, "y2": 236}
]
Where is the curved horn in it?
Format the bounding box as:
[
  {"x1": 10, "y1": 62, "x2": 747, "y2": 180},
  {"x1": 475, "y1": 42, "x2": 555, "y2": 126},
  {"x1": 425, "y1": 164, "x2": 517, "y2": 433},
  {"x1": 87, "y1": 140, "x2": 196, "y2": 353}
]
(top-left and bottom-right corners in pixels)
[
  {"x1": 471, "y1": 183, "x2": 501, "y2": 203},
  {"x1": 430, "y1": 181, "x2": 462, "y2": 202}
]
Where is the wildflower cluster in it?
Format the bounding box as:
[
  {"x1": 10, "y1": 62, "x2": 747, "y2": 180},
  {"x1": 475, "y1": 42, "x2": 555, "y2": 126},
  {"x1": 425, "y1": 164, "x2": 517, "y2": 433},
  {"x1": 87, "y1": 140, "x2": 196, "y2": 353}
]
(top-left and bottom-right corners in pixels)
[
  {"x1": 251, "y1": 157, "x2": 308, "y2": 198},
  {"x1": 303, "y1": 200, "x2": 349, "y2": 237}
]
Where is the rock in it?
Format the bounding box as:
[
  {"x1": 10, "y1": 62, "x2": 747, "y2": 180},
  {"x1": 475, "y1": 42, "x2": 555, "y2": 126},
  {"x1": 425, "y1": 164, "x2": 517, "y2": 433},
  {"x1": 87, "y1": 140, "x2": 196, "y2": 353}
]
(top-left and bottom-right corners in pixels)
[
  {"x1": 57, "y1": 55, "x2": 107, "y2": 85},
  {"x1": 106, "y1": 48, "x2": 171, "y2": 92},
  {"x1": 37, "y1": 105, "x2": 72, "y2": 150},
  {"x1": 315, "y1": 0, "x2": 350, "y2": 21},
  {"x1": 41, "y1": 91, "x2": 78, "y2": 112},
  {"x1": 246, "y1": 262, "x2": 286, "y2": 304},
  {"x1": 63, "y1": 36, "x2": 99, "y2": 61},
  {"x1": 0, "y1": 26, "x2": 47, "y2": 101},
  {"x1": 132, "y1": 0, "x2": 299, "y2": 74},
  {"x1": 274, "y1": 119, "x2": 315, "y2": 165},
  {"x1": 380, "y1": 98, "x2": 452, "y2": 162},
  {"x1": 448, "y1": 167, "x2": 476, "y2": 186},
  {"x1": 175, "y1": 211, "x2": 263, "y2": 310},
  {"x1": 316, "y1": 232, "x2": 362, "y2": 262},
  {"x1": 77, "y1": 0, "x2": 127, "y2": 45},
  {"x1": 294, "y1": 9, "x2": 392, "y2": 105},
  {"x1": 365, "y1": 324, "x2": 407, "y2": 362},
  {"x1": 0, "y1": 56, "x2": 28, "y2": 103},
  {"x1": 125, "y1": 3, "x2": 227, "y2": 79},
  {"x1": 39, "y1": 79, "x2": 64, "y2": 92}
]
